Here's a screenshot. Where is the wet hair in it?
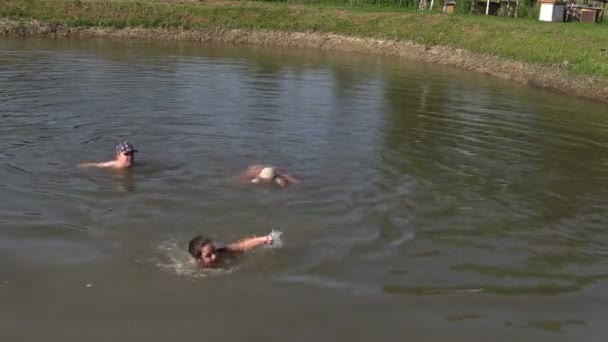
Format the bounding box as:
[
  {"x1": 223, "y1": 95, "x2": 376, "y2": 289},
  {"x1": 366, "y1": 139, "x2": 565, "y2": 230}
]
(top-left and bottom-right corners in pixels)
[{"x1": 188, "y1": 235, "x2": 212, "y2": 259}]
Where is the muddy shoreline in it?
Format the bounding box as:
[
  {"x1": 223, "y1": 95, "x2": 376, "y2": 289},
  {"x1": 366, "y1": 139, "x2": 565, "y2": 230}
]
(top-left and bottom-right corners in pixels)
[{"x1": 2, "y1": 19, "x2": 607, "y2": 104}]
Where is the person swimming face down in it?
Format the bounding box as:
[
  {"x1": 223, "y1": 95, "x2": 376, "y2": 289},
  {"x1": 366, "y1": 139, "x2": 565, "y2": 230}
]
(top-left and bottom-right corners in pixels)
[
  {"x1": 250, "y1": 167, "x2": 289, "y2": 187},
  {"x1": 188, "y1": 234, "x2": 273, "y2": 268}
]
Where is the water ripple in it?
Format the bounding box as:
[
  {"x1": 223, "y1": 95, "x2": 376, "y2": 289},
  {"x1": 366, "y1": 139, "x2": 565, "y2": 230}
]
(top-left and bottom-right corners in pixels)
[{"x1": 1, "y1": 38, "x2": 607, "y2": 311}]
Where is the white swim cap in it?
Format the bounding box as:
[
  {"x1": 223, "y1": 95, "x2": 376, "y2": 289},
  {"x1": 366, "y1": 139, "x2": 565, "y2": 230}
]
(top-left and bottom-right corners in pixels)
[{"x1": 258, "y1": 167, "x2": 276, "y2": 180}]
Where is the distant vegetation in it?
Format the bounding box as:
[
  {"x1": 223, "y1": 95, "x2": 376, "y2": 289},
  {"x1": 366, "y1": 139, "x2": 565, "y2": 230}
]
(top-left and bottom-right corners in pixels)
[
  {"x1": 248, "y1": 0, "x2": 548, "y2": 18},
  {"x1": 1, "y1": 0, "x2": 607, "y2": 78}
]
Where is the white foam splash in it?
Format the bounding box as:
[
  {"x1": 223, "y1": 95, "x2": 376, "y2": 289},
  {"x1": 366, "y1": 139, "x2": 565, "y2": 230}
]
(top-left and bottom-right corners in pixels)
[{"x1": 267, "y1": 229, "x2": 284, "y2": 249}]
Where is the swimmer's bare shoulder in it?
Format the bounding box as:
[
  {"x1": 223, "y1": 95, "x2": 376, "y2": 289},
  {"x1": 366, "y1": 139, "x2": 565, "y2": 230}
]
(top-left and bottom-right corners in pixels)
[
  {"x1": 233, "y1": 165, "x2": 265, "y2": 183},
  {"x1": 214, "y1": 247, "x2": 237, "y2": 265},
  {"x1": 246, "y1": 165, "x2": 266, "y2": 177}
]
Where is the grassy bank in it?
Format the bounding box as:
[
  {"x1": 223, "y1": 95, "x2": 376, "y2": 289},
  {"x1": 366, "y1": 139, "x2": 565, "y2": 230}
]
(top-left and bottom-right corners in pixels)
[{"x1": 1, "y1": 0, "x2": 608, "y2": 80}]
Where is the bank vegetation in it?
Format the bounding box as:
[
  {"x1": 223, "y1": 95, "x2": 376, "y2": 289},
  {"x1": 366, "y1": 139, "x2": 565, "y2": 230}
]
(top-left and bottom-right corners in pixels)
[{"x1": 1, "y1": 0, "x2": 607, "y2": 102}]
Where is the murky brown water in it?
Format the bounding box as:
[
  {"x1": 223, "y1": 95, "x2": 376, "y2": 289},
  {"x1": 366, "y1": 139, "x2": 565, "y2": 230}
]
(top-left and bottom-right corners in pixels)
[{"x1": 1, "y1": 37, "x2": 607, "y2": 342}]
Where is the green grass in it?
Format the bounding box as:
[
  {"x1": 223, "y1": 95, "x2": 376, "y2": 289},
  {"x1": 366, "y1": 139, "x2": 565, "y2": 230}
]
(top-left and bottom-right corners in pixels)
[{"x1": 2, "y1": 0, "x2": 608, "y2": 78}]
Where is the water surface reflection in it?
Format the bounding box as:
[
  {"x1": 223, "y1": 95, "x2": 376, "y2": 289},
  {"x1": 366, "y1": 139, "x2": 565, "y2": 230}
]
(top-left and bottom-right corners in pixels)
[{"x1": 1, "y1": 37, "x2": 607, "y2": 342}]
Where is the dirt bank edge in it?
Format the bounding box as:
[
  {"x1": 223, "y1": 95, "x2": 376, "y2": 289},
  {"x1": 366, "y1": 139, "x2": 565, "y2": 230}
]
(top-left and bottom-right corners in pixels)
[{"x1": 2, "y1": 19, "x2": 607, "y2": 104}]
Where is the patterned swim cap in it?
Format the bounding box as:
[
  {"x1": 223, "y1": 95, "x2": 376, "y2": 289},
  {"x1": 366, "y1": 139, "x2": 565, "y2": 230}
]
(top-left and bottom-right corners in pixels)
[{"x1": 116, "y1": 141, "x2": 138, "y2": 154}]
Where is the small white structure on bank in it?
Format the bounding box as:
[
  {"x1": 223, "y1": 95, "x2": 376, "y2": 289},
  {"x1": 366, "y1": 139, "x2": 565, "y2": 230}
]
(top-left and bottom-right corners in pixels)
[{"x1": 539, "y1": 0, "x2": 566, "y2": 22}]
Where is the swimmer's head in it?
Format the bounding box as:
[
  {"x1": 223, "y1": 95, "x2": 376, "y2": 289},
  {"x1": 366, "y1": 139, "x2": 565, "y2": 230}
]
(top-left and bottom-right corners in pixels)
[
  {"x1": 258, "y1": 167, "x2": 276, "y2": 180},
  {"x1": 188, "y1": 235, "x2": 211, "y2": 259},
  {"x1": 115, "y1": 141, "x2": 137, "y2": 167},
  {"x1": 188, "y1": 235, "x2": 218, "y2": 267}
]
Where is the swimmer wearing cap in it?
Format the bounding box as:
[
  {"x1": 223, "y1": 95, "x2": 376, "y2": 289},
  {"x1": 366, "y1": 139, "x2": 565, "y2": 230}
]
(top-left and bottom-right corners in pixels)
[
  {"x1": 238, "y1": 165, "x2": 300, "y2": 187},
  {"x1": 78, "y1": 141, "x2": 138, "y2": 170},
  {"x1": 188, "y1": 233, "x2": 273, "y2": 268}
]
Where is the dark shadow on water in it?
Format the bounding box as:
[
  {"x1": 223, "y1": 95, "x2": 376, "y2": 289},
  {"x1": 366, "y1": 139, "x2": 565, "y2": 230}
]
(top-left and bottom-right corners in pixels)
[{"x1": 505, "y1": 319, "x2": 586, "y2": 332}]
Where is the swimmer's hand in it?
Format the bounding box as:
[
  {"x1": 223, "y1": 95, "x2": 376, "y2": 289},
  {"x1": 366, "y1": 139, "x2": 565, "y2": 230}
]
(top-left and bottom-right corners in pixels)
[{"x1": 264, "y1": 235, "x2": 273, "y2": 245}]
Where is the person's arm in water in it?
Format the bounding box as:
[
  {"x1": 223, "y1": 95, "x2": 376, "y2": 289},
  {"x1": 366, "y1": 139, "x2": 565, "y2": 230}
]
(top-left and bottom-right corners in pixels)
[
  {"x1": 276, "y1": 170, "x2": 300, "y2": 186},
  {"x1": 78, "y1": 161, "x2": 117, "y2": 168},
  {"x1": 227, "y1": 235, "x2": 273, "y2": 252}
]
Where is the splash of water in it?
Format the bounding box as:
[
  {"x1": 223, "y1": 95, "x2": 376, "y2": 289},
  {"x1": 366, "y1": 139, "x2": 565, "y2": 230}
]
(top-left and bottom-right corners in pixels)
[{"x1": 267, "y1": 229, "x2": 284, "y2": 249}]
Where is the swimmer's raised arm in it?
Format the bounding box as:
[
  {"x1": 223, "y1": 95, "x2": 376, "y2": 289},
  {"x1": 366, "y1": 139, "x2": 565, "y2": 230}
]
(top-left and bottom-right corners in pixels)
[{"x1": 227, "y1": 235, "x2": 273, "y2": 252}]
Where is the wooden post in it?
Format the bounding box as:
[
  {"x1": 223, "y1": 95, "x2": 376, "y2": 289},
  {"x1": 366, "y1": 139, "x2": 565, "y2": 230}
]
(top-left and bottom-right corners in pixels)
[{"x1": 486, "y1": 0, "x2": 491, "y2": 14}]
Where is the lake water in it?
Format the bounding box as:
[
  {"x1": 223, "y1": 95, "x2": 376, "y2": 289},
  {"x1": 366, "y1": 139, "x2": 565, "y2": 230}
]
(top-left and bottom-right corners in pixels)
[{"x1": 1, "y1": 37, "x2": 607, "y2": 342}]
